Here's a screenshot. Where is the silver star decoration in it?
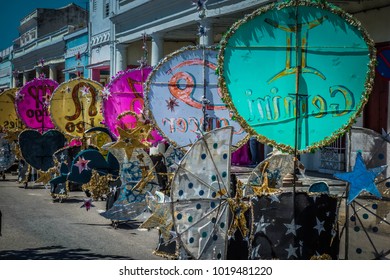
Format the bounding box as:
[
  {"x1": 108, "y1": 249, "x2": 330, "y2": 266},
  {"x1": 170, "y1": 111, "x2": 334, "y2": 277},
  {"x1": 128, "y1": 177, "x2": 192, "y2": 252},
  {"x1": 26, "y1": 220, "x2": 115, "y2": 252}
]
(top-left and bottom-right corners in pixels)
[
  {"x1": 269, "y1": 194, "x2": 280, "y2": 203},
  {"x1": 255, "y1": 215, "x2": 270, "y2": 234},
  {"x1": 59, "y1": 153, "x2": 66, "y2": 161},
  {"x1": 284, "y1": 218, "x2": 301, "y2": 236},
  {"x1": 81, "y1": 85, "x2": 90, "y2": 96},
  {"x1": 313, "y1": 217, "x2": 325, "y2": 235},
  {"x1": 101, "y1": 87, "x2": 111, "y2": 100},
  {"x1": 59, "y1": 188, "x2": 66, "y2": 195},
  {"x1": 285, "y1": 243, "x2": 298, "y2": 259},
  {"x1": 251, "y1": 244, "x2": 261, "y2": 259}
]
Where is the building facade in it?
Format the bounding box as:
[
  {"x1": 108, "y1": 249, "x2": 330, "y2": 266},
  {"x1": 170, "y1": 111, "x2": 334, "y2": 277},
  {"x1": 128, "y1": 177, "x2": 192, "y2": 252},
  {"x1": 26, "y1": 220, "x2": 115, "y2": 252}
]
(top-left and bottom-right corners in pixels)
[
  {"x1": 12, "y1": 4, "x2": 88, "y2": 85},
  {"x1": 63, "y1": 27, "x2": 89, "y2": 80},
  {"x1": 87, "y1": 0, "x2": 112, "y2": 86},
  {"x1": 0, "y1": 47, "x2": 14, "y2": 90}
]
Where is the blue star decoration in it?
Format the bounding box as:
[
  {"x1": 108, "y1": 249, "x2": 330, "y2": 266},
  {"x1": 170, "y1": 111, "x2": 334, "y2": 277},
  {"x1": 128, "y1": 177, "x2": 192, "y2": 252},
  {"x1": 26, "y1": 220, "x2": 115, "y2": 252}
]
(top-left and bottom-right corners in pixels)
[{"x1": 334, "y1": 152, "x2": 386, "y2": 204}]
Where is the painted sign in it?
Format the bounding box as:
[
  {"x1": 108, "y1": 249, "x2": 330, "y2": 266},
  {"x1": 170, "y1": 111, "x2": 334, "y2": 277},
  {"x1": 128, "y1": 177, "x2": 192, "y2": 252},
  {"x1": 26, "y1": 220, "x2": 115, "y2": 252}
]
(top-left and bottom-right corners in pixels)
[
  {"x1": 218, "y1": 1, "x2": 375, "y2": 153},
  {"x1": 0, "y1": 88, "x2": 25, "y2": 131},
  {"x1": 102, "y1": 67, "x2": 152, "y2": 138},
  {"x1": 15, "y1": 78, "x2": 58, "y2": 133},
  {"x1": 50, "y1": 78, "x2": 104, "y2": 138},
  {"x1": 145, "y1": 46, "x2": 247, "y2": 149}
]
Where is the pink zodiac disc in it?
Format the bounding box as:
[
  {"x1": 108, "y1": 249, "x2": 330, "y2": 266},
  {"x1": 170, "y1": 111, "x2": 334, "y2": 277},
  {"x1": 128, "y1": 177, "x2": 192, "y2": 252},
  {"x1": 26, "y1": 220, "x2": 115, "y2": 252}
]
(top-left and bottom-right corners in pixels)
[
  {"x1": 102, "y1": 67, "x2": 158, "y2": 140},
  {"x1": 16, "y1": 78, "x2": 58, "y2": 133}
]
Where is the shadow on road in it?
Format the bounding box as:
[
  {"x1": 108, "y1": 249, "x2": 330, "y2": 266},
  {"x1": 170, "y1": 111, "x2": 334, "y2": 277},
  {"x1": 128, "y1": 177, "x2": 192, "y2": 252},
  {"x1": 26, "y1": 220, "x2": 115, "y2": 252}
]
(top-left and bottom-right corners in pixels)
[{"x1": 0, "y1": 245, "x2": 132, "y2": 260}]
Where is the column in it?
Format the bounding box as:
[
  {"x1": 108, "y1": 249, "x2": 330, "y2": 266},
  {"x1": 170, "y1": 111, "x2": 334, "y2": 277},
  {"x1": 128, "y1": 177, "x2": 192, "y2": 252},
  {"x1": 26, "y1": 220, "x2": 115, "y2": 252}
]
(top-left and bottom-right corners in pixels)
[
  {"x1": 11, "y1": 75, "x2": 17, "y2": 88},
  {"x1": 198, "y1": 18, "x2": 214, "y2": 47},
  {"x1": 35, "y1": 67, "x2": 42, "y2": 78},
  {"x1": 151, "y1": 33, "x2": 164, "y2": 66},
  {"x1": 49, "y1": 65, "x2": 57, "y2": 81},
  {"x1": 23, "y1": 72, "x2": 29, "y2": 85},
  {"x1": 116, "y1": 44, "x2": 127, "y2": 73}
]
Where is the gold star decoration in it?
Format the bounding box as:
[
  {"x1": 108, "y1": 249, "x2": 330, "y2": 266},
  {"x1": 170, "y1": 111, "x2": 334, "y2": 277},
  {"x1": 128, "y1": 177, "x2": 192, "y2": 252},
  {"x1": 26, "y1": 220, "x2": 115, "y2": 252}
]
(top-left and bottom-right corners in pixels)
[
  {"x1": 140, "y1": 201, "x2": 173, "y2": 240},
  {"x1": 110, "y1": 126, "x2": 151, "y2": 159},
  {"x1": 227, "y1": 180, "x2": 251, "y2": 238},
  {"x1": 252, "y1": 161, "x2": 279, "y2": 196},
  {"x1": 3, "y1": 129, "x2": 21, "y2": 142},
  {"x1": 82, "y1": 170, "x2": 112, "y2": 200},
  {"x1": 132, "y1": 164, "x2": 156, "y2": 192},
  {"x1": 35, "y1": 167, "x2": 58, "y2": 185}
]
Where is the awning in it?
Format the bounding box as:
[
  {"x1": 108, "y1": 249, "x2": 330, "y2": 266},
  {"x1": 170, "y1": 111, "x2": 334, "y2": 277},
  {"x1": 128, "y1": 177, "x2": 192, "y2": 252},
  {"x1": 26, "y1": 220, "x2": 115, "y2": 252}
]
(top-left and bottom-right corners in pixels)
[
  {"x1": 85, "y1": 60, "x2": 110, "y2": 69},
  {"x1": 62, "y1": 66, "x2": 85, "y2": 73}
]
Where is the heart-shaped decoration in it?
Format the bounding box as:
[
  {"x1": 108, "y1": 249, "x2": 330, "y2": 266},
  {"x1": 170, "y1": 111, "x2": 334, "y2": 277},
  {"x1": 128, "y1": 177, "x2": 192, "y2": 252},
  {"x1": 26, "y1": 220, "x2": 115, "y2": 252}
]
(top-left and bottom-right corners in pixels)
[{"x1": 19, "y1": 129, "x2": 66, "y2": 171}]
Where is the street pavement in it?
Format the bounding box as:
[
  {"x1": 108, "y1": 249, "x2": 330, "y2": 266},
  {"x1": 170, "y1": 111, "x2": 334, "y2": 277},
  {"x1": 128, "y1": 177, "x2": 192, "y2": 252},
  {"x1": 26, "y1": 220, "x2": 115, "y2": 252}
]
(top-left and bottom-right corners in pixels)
[
  {"x1": 0, "y1": 170, "x2": 388, "y2": 260},
  {"x1": 0, "y1": 174, "x2": 161, "y2": 260}
]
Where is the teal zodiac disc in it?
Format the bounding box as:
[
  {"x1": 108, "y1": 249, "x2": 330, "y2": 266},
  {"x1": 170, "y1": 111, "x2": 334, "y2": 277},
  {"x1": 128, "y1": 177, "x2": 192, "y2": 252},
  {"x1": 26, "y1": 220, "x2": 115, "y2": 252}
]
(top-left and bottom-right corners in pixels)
[{"x1": 218, "y1": 1, "x2": 375, "y2": 153}]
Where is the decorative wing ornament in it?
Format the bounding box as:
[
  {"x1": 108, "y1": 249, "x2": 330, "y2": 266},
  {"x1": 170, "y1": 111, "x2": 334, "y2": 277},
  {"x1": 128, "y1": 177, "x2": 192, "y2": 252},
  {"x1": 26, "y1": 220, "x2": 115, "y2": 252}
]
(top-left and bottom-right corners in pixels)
[{"x1": 170, "y1": 126, "x2": 233, "y2": 259}]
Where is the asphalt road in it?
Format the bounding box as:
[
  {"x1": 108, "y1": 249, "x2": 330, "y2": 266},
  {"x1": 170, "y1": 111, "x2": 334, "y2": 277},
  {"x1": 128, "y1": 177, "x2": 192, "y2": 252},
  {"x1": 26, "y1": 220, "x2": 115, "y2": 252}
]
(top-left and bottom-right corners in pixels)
[
  {"x1": 0, "y1": 172, "x2": 388, "y2": 260},
  {"x1": 0, "y1": 174, "x2": 162, "y2": 260}
]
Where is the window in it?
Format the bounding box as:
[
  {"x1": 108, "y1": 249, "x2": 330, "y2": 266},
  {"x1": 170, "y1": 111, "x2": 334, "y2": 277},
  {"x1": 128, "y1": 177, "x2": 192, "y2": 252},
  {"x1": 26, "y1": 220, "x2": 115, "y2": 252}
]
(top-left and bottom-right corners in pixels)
[
  {"x1": 92, "y1": 0, "x2": 97, "y2": 12},
  {"x1": 104, "y1": 0, "x2": 110, "y2": 18}
]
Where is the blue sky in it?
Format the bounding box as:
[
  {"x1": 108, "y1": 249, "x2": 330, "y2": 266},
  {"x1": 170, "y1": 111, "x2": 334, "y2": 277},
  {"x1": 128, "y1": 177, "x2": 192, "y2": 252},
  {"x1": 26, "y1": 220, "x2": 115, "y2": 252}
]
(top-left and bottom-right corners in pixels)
[{"x1": 0, "y1": 1, "x2": 89, "y2": 51}]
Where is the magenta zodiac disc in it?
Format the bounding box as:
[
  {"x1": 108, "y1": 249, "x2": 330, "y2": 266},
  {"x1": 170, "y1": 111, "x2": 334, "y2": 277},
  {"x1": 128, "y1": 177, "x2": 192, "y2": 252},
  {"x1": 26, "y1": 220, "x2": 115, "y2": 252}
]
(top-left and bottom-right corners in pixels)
[{"x1": 16, "y1": 78, "x2": 58, "y2": 133}]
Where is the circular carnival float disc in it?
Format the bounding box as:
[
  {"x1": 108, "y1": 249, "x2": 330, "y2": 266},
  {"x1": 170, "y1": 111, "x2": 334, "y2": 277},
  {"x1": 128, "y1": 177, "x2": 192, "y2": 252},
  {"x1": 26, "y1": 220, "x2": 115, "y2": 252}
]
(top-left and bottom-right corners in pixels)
[
  {"x1": 102, "y1": 67, "x2": 152, "y2": 138},
  {"x1": 146, "y1": 46, "x2": 248, "y2": 149},
  {"x1": 0, "y1": 88, "x2": 24, "y2": 131},
  {"x1": 50, "y1": 78, "x2": 104, "y2": 138},
  {"x1": 15, "y1": 78, "x2": 58, "y2": 133},
  {"x1": 218, "y1": 1, "x2": 375, "y2": 153}
]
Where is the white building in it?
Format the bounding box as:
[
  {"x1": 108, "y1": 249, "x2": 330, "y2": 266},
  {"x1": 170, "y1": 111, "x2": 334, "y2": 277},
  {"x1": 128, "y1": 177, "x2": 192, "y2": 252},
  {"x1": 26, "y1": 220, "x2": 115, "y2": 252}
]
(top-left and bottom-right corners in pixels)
[{"x1": 88, "y1": 0, "x2": 390, "y2": 173}]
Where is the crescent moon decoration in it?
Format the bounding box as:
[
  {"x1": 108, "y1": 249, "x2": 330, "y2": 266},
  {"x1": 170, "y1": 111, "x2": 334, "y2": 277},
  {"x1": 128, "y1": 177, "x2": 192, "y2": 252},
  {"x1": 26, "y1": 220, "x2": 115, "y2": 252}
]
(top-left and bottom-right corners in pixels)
[
  {"x1": 145, "y1": 45, "x2": 248, "y2": 150},
  {"x1": 15, "y1": 78, "x2": 58, "y2": 133},
  {"x1": 218, "y1": 0, "x2": 376, "y2": 154},
  {"x1": 49, "y1": 77, "x2": 104, "y2": 139}
]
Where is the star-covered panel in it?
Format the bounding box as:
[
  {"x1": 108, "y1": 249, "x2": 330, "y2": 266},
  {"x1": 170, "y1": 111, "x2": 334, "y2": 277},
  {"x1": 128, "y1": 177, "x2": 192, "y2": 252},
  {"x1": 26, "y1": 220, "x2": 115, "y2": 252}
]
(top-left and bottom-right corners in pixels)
[{"x1": 250, "y1": 192, "x2": 339, "y2": 259}]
